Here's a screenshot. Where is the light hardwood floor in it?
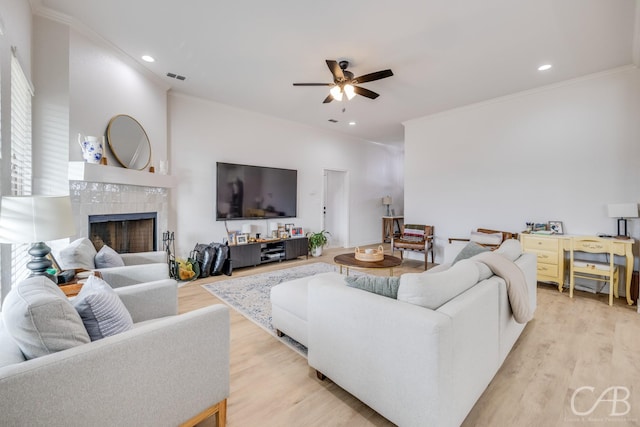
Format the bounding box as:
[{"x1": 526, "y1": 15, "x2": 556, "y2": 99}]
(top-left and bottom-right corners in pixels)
[{"x1": 180, "y1": 246, "x2": 640, "y2": 427}]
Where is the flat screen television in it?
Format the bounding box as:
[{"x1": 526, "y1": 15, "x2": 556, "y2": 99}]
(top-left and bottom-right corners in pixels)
[{"x1": 216, "y1": 162, "x2": 298, "y2": 221}]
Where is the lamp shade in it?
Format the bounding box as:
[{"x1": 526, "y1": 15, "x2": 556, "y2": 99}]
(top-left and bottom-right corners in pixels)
[
  {"x1": 241, "y1": 223, "x2": 252, "y2": 234},
  {"x1": 0, "y1": 195, "x2": 76, "y2": 243},
  {"x1": 382, "y1": 196, "x2": 392, "y2": 206},
  {"x1": 607, "y1": 203, "x2": 639, "y2": 219}
]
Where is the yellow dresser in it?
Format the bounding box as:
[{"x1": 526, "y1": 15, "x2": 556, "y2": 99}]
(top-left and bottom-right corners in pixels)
[
  {"x1": 520, "y1": 233, "x2": 635, "y2": 304},
  {"x1": 521, "y1": 233, "x2": 564, "y2": 291}
]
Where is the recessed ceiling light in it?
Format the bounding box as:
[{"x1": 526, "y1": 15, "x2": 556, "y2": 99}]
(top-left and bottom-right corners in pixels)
[
  {"x1": 538, "y1": 64, "x2": 552, "y2": 71},
  {"x1": 141, "y1": 55, "x2": 155, "y2": 63},
  {"x1": 348, "y1": 121, "x2": 356, "y2": 126}
]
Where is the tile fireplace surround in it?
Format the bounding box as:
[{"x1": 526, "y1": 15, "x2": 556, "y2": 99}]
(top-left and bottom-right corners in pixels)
[{"x1": 69, "y1": 181, "x2": 169, "y2": 245}]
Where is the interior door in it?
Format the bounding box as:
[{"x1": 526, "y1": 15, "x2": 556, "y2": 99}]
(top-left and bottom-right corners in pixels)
[{"x1": 322, "y1": 169, "x2": 348, "y2": 248}]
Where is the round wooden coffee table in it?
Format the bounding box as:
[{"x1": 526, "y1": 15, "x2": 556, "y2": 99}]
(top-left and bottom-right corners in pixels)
[{"x1": 333, "y1": 253, "x2": 402, "y2": 277}]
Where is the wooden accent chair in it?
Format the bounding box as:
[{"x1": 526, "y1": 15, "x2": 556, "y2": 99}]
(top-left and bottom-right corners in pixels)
[
  {"x1": 391, "y1": 224, "x2": 434, "y2": 270},
  {"x1": 448, "y1": 228, "x2": 518, "y2": 250}
]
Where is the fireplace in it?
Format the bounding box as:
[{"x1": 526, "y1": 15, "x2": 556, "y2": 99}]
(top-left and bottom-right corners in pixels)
[{"x1": 88, "y1": 212, "x2": 157, "y2": 253}]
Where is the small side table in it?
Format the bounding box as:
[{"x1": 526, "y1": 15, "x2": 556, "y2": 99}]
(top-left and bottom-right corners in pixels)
[
  {"x1": 58, "y1": 270, "x2": 102, "y2": 297},
  {"x1": 382, "y1": 216, "x2": 404, "y2": 243}
]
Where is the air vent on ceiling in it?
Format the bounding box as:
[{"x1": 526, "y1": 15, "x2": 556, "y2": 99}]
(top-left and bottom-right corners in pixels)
[
  {"x1": 328, "y1": 119, "x2": 338, "y2": 123},
  {"x1": 166, "y1": 72, "x2": 187, "y2": 81}
]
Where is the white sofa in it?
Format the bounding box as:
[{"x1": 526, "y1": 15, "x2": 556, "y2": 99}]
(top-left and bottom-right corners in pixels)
[
  {"x1": 272, "y1": 241, "x2": 536, "y2": 427},
  {"x1": 0, "y1": 278, "x2": 230, "y2": 427}
]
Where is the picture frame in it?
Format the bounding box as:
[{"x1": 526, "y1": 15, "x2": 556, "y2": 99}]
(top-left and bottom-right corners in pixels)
[
  {"x1": 548, "y1": 221, "x2": 564, "y2": 235},
  {"x1": 227, "y1": 231, "x2": 238, "y2": 245},
  {"x1": 236, "y1": 234, "x2": 248, "y2": 244},
  {"x1": 285, "y1": 223, "x2": 294, "y2": 232},
  {"x1": 291, "y1": 227, "x2": 304, "y2": 237},
  {"x1": 279, "y1": 231, "x2": 289, "y2": 239}
]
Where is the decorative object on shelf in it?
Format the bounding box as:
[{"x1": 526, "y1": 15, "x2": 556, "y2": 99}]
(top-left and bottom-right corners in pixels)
[
  {"x1": 0, "y1": 195, "x2": 76, "y2": 281},
  {"x1": 236, "y1": 234, "x2": 248, "y2": 245},
  {"x1": 354, "y1": 245, "x2": 384, "y2": 262},
  {"x1": 106, "y1": 114, "x2": 152, "y2": 170},
  {"x1": 307, "y1": 230, "x2": 331, "y2": 257},
  {"x1": 607, "y1": 203, "x2": 638, "y2": 239},
  {"x1": 285, "y1": 223, "x2": 294, "y2": 232},
  {"x1": 547, "y1": 221, "x2": 564, "y2": 235},
  {"x1": 533, "y1": 223, "x2": 547, "y2": 232},
  {"x1": 525, "y1": 222, "x2": 534, "y2": 233},
  {"x1": 291, "y1": 227, "x2": 304, "y2": 237},
  {"x1": 227, "y1": 231, "x2": 238, "y2": 245},
  {"x1": 382, "y1": 196, "x2": 392, "y2": 216},
  {"x1": 77, "y1": 133, "x2": 104, "y2": 164}
]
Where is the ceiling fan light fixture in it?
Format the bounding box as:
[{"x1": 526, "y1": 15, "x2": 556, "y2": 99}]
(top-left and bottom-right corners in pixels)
[
  {"x1": 344, "y1": 84, "x2": 356, "y2": 100},
  {"x1": 330, "y1": 85, "x2": 343, "y2": 101}
]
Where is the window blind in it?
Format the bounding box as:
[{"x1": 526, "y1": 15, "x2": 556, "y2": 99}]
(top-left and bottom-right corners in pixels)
[{"x1": 10, "y1": 54, "x2": 33, "y2": 285}]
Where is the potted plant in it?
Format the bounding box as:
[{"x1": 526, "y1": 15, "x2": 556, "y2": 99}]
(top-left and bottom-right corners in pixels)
[{"x1": 307, "y1": 230, "x2": 331, "y2": 257}]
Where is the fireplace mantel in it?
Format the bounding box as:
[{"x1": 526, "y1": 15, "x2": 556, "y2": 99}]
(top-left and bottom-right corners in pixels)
[{"x1": 68, "y1": 161, "x2": 175, "y2": 188}]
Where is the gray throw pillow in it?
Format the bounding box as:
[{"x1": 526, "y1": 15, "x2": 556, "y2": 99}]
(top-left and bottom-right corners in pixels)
[
  {"x1": 452, "y1": 242, "x2": 490, "y2": 265},
  {"x1": 72, "y1": 275, "x2": 133, "y2": 341},
  {"x1": 345, "y1": 275, "x2": 400, "y2": 299},
  {"x1": 1, "y1": 276, "x2": 90, "y2": 359},
  {"x1": 58, "y1": 237, "x2": 97, "y2": 270},
  {"x1": 94, "y1": 245, "x2": 125, "y2": 268}
]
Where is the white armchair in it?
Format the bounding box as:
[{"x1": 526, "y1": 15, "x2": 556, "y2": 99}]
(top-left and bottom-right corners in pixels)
[{"x1": 0, "y1": 278, "x2": 230, "y2": 427}]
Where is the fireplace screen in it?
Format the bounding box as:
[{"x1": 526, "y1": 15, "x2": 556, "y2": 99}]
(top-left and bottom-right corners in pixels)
[{"x1": 88, "y1": 212, "x2": 157, "y2": 253}]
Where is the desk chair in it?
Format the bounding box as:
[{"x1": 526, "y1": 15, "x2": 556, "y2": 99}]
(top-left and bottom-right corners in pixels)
[
  {"x1": 391, "y1": 224, "x2": 434, "y2": 270},
  {"x1": 569, "y1": 237, "x2": 619, "y2": 306}
]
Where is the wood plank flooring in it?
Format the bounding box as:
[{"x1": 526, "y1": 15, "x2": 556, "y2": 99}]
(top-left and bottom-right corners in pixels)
[{"x1": 180, "y1": 246, "x2": 640, "y2": 427}]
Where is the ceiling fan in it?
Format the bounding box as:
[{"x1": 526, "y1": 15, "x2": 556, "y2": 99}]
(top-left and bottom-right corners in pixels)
[{"x1": 293, "y1": 60, "x2": 393, "y2": 103}]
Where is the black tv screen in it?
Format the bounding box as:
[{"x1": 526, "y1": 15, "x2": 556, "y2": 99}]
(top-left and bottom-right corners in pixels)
[{"x1": 216, "y1": 162, "x2": 298, "y2": 220}]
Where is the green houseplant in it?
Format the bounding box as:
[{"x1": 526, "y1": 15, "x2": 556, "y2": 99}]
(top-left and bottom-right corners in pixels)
[{"x1": 307, "y1": 230, "x2": 331, "y2": 257}]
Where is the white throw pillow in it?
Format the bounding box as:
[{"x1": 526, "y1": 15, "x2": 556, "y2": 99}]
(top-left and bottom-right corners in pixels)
[
  {"x1": 72, "y1": 275, "x2": 133, "y2": 341},
  {"x1": 58, "y1": 238, "x2": 97, "y2": 270},
  {"x1": 1, "y1": 276, "x2": 90, "y2": 359},
  {"x1": 494, "y1": 239, "x2": 522, "y2": 261},
  {"x1": 94, "y1": 245, "x2": 125, "y2": 268},
  {"x1": 397, "y1": 259, "x2": 480, "y2": 309},
  {"x1": 469, "y1": 231, "x2": 503, "y2": 246}
]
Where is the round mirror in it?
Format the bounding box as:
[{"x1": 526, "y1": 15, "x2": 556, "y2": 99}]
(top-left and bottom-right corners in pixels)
[{"x1": 106, "y1": 115, "x2": 152, "y2": 170}]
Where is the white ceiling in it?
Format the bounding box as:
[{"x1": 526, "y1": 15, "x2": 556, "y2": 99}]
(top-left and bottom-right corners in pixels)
[{"x1": 34, "y1": 0, "x2": 639, "y2": 145}]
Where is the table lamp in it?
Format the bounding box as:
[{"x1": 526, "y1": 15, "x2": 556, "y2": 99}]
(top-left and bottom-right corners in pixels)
[
  {"x1": 0, "y1": 195, "x2": 76, "y2": 280},
  {"x1": 382, "y1": 196, "x2": 392, "y2": 216},
  {"x1": 607, "y1": 203, "x2": 638, "y2": 238}
]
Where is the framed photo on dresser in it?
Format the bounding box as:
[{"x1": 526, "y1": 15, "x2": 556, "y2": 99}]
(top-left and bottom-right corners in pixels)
[{"x1": 548, "y1": 221, "x2": 564, "y2": 234}]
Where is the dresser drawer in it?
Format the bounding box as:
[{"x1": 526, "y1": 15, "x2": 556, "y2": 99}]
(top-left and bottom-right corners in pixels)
[
  {"x1": 523, "y1": 236, "x2": 559, "y2": 252},
  {"x1": 537, "y1": 263, "x2": 559, "y2": 278},
  {"x1": 531, "y1": 249, "x2": 559, "y2": 266},
  {"x1": 572, "y1": 240, "x2": 606, "y2": 252}
]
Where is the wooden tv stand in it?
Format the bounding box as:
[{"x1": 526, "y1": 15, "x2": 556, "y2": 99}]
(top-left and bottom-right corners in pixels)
[{"x1": 229, "y1": 237, "x2": 309, "y2": 269}]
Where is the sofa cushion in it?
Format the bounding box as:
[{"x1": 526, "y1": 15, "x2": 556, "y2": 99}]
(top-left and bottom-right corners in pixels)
[
  {"x1": 72, "y1": 275, "x2": 133, "y2": 341},
  {"x1": 345, "y1": 275, "x2": 400, "y2": 299},
  {"x1": 58, "y1": 237, "x2": 97, "y2": 270},
  {"x1": 1, "y1": 276, "x2": 90, "y2": 359},
  {"x1": 452, "y1": 242, "x2": 490, "y2": 265},
  {"x1": 470, "y1": 230, "x2": 503, "y2": 246},
  {"x1": 0, "y1": 318, "x2": 26, "y2": 367},
  {"x1": 397, "y1": 259, "x2": 480, "y2": 309},
  {"x1": 94, "y1": 245, "x2": 125, "y2": 268}
]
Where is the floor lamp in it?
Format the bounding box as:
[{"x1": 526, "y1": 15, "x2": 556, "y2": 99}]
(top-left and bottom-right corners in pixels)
[
  {"x1": 0, "y1": 195, "x2": 76, "y2": 281},
  {"x1": 607, "y1": 203, "x2": 639, "y2": 239}
]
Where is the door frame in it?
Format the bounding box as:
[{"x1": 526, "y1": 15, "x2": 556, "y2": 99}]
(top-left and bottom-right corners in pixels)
[{"x1": 321, "y1": 168, "x2": 349, "y2": 249}]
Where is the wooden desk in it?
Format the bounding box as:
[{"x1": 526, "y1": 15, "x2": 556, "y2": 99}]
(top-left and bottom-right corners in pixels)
[
  {"x1": 382, "y1": 216, "x2": 404, "y2": 243},
  {"x1": 521, "y1": 234, "x2": 635, "y2": 304}
]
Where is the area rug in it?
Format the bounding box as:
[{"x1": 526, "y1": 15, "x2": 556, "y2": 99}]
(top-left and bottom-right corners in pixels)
[{"x1": 201, "y1": 262, "x2": 361, "y2": 356}]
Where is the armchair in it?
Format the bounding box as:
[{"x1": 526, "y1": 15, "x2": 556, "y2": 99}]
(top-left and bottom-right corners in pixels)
[
  {"x1": 448, "y1": 228, "x2": 518, "y2": 250},
  {"x1": 0, "y1": 278, "x2": 230, "y2": 427},
  {"x1": 391, "y1": 224, "x2": 434, "y2": 270}
]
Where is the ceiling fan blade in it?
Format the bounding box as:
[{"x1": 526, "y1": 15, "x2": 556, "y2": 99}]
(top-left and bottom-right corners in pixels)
[
  {"x1": 293, "y1": 83, "x2": 331, "y2": 86},
  {"x1": 353, "y1": 69, "x2": 394, "y2": 84},
  {"x1": 326, "y1": 60, "x2": 344, "y2": 81},
  {"x1": 353, "y1": 86, "x2": 380, "y2": 99},
  {"x1": 322, "y1": 94, "x2": 334, "y2": 104}
]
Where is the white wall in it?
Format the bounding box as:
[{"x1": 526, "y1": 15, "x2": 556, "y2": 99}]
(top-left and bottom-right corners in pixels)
[
  {"x1": 404, "y1": 67, "x2": 640, "y2": 263},
  {"x1": 168, "y1": 93, "x2": 404, "y2": 256}
]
